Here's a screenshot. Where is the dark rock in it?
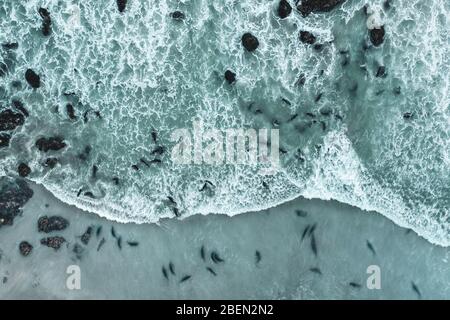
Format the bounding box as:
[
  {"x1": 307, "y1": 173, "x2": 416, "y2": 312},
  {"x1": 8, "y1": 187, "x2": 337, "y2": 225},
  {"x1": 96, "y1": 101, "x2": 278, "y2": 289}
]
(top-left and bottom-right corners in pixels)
[
  {"x1": 19, "y1": 241, "x2": 33, "y2": 256},
  {"x1": 117, "y1": 0, "x2": 127, "y2": 13},
  {"x1": 38, "y1": 8, "x2": 50, "y2": 19},
  {"x1": 0, "y1": 177, "x2": 33, "y2": 227},
  {"x1": 18, "y1": 163, "x2": 31, "y2": 177},
  {"x1": 150, "y1": 146, "x2": 166, "y2": 156},
  {"x1": 66, "y1": 104, "x2": 76, "y2": 120},
  {"x1": 171, "y1": 11, "x2": 185, "y2": 20},
  {"x1": 297, "y1": 0, "x2": 346, "y2": 17},
  {"x1": 403, "y1": 112, "x2": 413, "y2": 119},
  {"x1": 363, "y1": 5, "x2": 369, "y2": 16},
  {"x1": 2, "y1": 42, "x2": 19, "y2": 50},
  {"x1": 369, "y1": 27, "x2": 385, "y2": 47},
  {"x1": 38, "y1": 215, "x2": 69, "y2": 233},
  {"x1": 25, "y1": 69, "x2": 41, "y2": 88},
  {"x1": 224, "y1": 70, "x2": 236, "y2": 84},
  {"x1": 211, "y1": 251, "x2": 224, "y2": 263},
  {"x1": 40, "y1": 236, "x2": 66, "y2": 250},
  {"x1": 0, "y1": 133, "x2": 11, "y2": 147},
  {"x1": 278, "y1": 0, "x2": 292, "y2": 19},
  {"x1": 341, "y1": 53, "x2": 350, "y2": 66},
  {"x1": 92, "y1": 165, "x2": 98, "y2": 179},
  {"x1": 12, "y1": 100, "x2": 29, "y2": 117},
  {"x1": 12, "y1": 81, "x2": 22, "y2": 88},
  {"x1": 127, "y1": 241, "x2": 139, "y2": 247},
  {"x1": 84, "y1": 191, "x2": 95, "y2": 198},
  {"x1": 319, "y1": 106, "x2": 333, "y2": 116},
  {"x1": 97, "y1": 238, "x2": 106, "y2": 251},
  {"x1": 299, "y1": 31, "x2": 316, "y2": 44},
  {"x1": 80, "y1": 226, "x2": 93, "y2": 245},
  {"x1": 0, "y1": 109, "x2": 25, "y2": 131},
  {"x1": 43, "y1": 157, "x2": 58, "y2": 169},
  {"x1": 376, "y1": 66, "x2": 386, "y2": 78},
  {"x1": 78, "y1": 145, "x2": 92, "y2": 160},
  {"x1": 35, "y1": 136, "x2": 66, "y2": 152},
  {"x1": 72, "y1": 243, "x2": 84, "y2": 259},
  {"x1": 315, "y1": 93, "x2": 323, "y2": 102},
  {"x1": 296, "y1": 73, "x2": 306, "y2": 86},
  {"x1": 383, "y1": 0, "x2": 392, "y2": 10},
  {"x1": 313, "y1": 44, "x2": 324, "y2": 51},
  {"x1": 41, "y1": 16, "x2": 52, "y2": 36},
  {"x1": 242, "y1": 33, "x2": 259, "y2": 52}
]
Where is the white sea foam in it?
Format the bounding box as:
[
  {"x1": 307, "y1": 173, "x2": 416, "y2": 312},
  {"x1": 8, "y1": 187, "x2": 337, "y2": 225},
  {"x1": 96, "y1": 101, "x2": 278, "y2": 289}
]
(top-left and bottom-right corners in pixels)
[{"x1": 0, "y1": 0, "x2": 448, "y2": 245}]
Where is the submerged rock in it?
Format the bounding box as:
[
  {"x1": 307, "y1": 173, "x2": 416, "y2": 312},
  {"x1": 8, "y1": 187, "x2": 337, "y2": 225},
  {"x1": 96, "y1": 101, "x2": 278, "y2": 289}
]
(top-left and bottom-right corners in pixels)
[
  {"x1": 313, "y1": 44, "x2": 324, "y2": 51},
  {"x1": 35, "y1": 136, "x2": 66, "y2": 152},
  {"x1": 278, "y1": 0, "x2": 292, "y2": 19},
  {"x1": 38, "y1": 8, "x2": 52, "y2": 36},
  {"x1": 12, "y1": 100, "x2": 29, "y2": 117},
  {"x1": 38, "y1": 8, "x2": 50, "y2": 20},
  {"x1": 2, "y1": 42, "x2": 19, "y2": 50},
  {"x1": 297, "y1": 0, "x2": 345, "y2": 17},
  {"x1": 38, "y1": 215, "x2": 69, "y2": 233},
  {"x1": 117, "y1": 0, "x2": 127, "y2": 13},
  {"x1": 40, "y1": 236, "x2": 66, "y2": 250},
  {"x1": 66, "y1": 104, "x2": 76, "y2": 120},
  {"x1": 299, "y1": 31, "x2": 317, "y2": 44},
  {"x1": 224, "y1": 70, "x2": 236, "y2": 84},
  {"x1": 376, "y1": 66, "x2": 386, "y2": 78},
  {"x1": 0, "y1": 109, "x2": 25, "y2": 131},
  {"x1": 72, "y1": 243, "x2": 84, "y2": 259},
  {"x1": 25, "y1": 69, "x2": 41, "y2": 88},
  {"x1": 319, "y1": 106, "x2": 333, "y2": 116},
  {"x1": 0, "y1": 133, "x2": 11, "y2": 147},
  {"x1": 171, "y1": 11, "x2": 185, "y2": 20},
  {"x1": 383, "y1": 0, "x2": 392, "y2": 10},
  {"x1": 19, "y1": 241, "x2": 33, "y2": 256},
  {"x1": 369, "y1": 27, "x2": 385, "y2": 46},
  {"x1": 242, "y1": 33, "x2": 259, "y2": 52},
  {"x1": 0, "y1": 177, "x2": 33, "y2": 227},
  {"x1": 403, "y1": 112, "x2": 414, "y2": 120},
  {"x1": 78, "y1": 145, "x2": 92, "y2": 161},
  {"x1": 80, "y1": 226, "x2": 93, "y2": 245},
  {"x1": 43, "y1": 157, "x2": 58, "y2": 169},
  {"x1": 18, "y1": 163, "x2": 31, "y2": 177},
  {"x1": 11, "y1": 80, "x2": 22, "y2": 89}
]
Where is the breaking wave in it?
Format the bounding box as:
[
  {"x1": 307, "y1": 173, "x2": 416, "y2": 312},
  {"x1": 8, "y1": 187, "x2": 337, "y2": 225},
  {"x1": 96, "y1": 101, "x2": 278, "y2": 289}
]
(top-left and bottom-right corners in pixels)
[{"x1": 0, "y1": 0, "x2": 448, "y2": 245}]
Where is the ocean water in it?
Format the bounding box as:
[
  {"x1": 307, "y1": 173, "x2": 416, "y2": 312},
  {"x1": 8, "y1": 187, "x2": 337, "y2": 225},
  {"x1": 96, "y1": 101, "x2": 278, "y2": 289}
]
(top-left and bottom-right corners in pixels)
[
  {"x1": 0, "y1": 0, "x2": 449, "y2": 246},
  {"x1": 2, "y1": 183, "x2": 450, "y2": 299}
]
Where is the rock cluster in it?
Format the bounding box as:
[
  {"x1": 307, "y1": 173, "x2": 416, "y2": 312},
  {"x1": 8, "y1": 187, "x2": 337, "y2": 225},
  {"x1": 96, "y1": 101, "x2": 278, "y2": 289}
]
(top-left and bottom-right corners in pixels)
[{"x1": 38, "y1": 215, "x2": 70, "y2": 233}]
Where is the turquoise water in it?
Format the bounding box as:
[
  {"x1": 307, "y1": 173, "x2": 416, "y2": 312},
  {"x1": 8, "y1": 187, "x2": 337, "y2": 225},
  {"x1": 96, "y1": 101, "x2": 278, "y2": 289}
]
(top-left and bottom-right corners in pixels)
[{"x1": 0, "y1": 0, "x2": 449, "y2": 245}]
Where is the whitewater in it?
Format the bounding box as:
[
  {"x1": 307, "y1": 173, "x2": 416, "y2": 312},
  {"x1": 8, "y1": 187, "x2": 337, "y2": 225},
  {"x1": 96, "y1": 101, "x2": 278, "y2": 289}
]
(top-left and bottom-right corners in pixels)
[{"x1": 0, "y1": 0, "x2": 448, "y2": 245}]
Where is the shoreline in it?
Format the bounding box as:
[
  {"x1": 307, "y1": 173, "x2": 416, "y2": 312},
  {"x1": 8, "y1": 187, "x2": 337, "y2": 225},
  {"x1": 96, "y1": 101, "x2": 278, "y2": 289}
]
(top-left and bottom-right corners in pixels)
[
  {"x1": 38, "y1": 176, "x2": 450, "y2": 248},
  {"x1": 0, "y1": 182, "x2": 449, "y2": 299}
]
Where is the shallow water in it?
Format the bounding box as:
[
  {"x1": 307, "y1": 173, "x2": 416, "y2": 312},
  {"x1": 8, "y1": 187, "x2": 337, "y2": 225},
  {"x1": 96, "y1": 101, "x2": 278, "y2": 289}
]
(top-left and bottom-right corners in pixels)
[
  {"x1": 0, "y1": 183, "x2": 449, "y2": 299},
  {"x1": 0, "y1": 0, "x2": 449, "y2": 248}
]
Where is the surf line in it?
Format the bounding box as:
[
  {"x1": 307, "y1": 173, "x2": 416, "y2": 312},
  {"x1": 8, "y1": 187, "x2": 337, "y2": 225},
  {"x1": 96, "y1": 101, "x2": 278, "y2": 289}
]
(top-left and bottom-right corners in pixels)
[{"x1": 170, "y1": 120, "x2": 280, "y2": 175}]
